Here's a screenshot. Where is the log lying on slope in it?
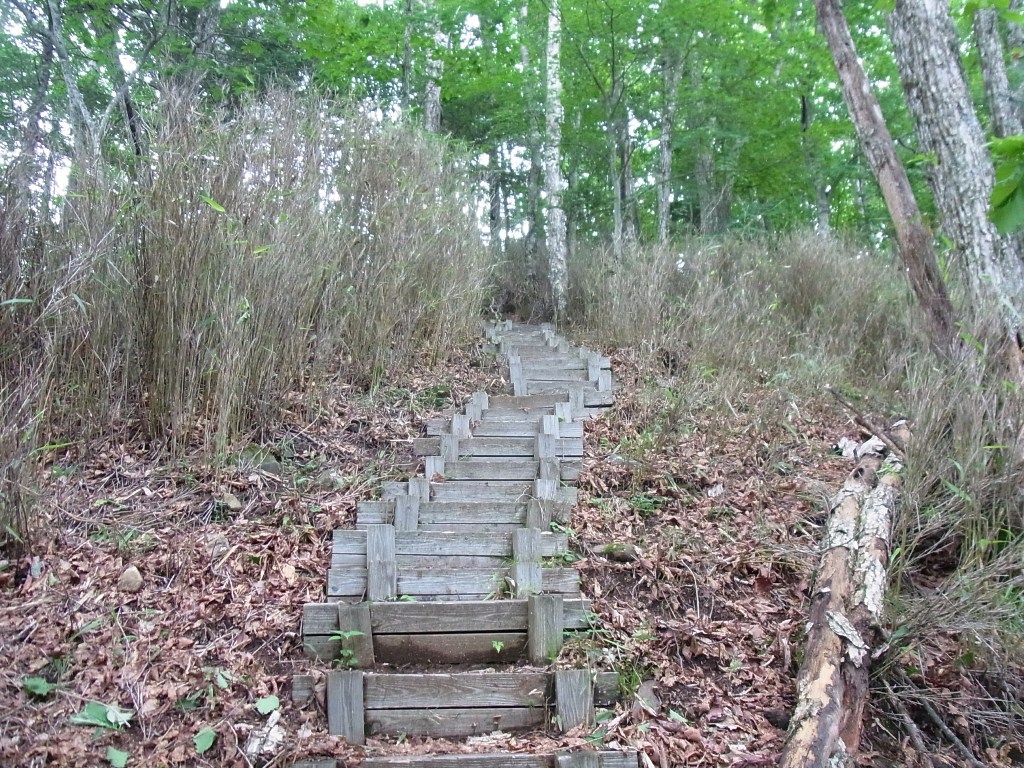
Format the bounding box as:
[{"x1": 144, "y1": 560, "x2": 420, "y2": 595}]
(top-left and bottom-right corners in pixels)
[{"x1": 780, "y1": 422, "x2": 911, "y2": 768}]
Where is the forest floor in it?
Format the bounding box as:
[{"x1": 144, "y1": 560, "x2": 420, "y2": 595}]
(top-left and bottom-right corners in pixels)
[{"x1": 0, "y1": 338, "x2": 944, "y2": 767}]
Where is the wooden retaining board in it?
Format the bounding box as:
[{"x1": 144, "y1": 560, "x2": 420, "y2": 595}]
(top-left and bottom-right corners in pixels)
[
  {"x1": 327, "y1": 567, "x2": 580, "y2": 598},
  {"x1": 303, "y1": 598, "x2": 594, "y2": 634},
  {"x1": 381, "y1": 481, "x2": 579, "y2": 504},
  {"x1": 357, "y1": 500, "x2": 529, "y2": 526},
  {"x1": 333, "y1": 530, "x2": 569, "y2": 557},
  {"x1": 438, "y1": 459, "x2": 582, "y2": 483},
  {"x1": 303, "y1": 631, "x2": 529, "y2": 664},
  {"x1": 413, "y1": 436, "x2": 584, "y2": 458},
  {"x1": 426, "y1": 418, "x2": 584, "y2": 438},
  {"x1": 364, "y1": 672, "x2": 549, "y2": 708},
  {"x1": 360, "y1": 753, "x2": 637, "y2": 768},
  {"x1": 367, "y1": 707, "x2": 543, "y2": 737}
]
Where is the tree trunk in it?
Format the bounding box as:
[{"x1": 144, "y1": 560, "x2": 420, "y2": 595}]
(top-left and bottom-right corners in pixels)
[
  {"x1": 543, "y1": 0, "x2": 568, "y2": 316},
  {"x1": 658, "y1": 50, "x2": 683, "y2": 243},
  {"x1": 780, "y1": 425, "x2": 910, "y2": 767},
  {"x1": 521, "y1": 1, "x2": 542, "y2": 260},
  {"x1": 813, "y1": 0, "x2": 956, "y2": 352},
  {"x1": 891, "y1": 0, "x2": 1024, "y2": 345},
  {"x1": 974, "y1": 8, "x2": 1022, "y2": 138}
]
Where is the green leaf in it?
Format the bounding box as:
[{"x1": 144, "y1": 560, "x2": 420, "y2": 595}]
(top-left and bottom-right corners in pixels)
[
  {"x1": 106, "y1": 747, "x2": 129, "y2": 767},
  {"x1": 0, "y1": 298, "x2": 33, "y2": 308},
  {"x1": 70, "y1": 701, "x2": 134, "y2": 730},
  {"x1": 255, "y1": 694, "x2": 280, "y2": 715},
  {"x1": 22, "y1": 677, "x2": 57, "y2": 697},
  {"x1": 200, "y1": 195, "x2": 226, "y2": 213},
  {"x1": 193, "y1": 726, "x2": 217, "y2": 754}
]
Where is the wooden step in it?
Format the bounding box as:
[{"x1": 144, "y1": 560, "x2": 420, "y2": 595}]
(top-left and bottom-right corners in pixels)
[
  {"x1": 433, "y1": 458, "x2": 581, "y2": 483},
  {"x1": 426, "y1": 418, "x2": 584, "y2": 438},
  {"x1": 413, "y1": 436, "x2": 584, "y2": 458},
  {"x1": 327, "y1": 566, "x2": 580, "y2": 601},
  {"x1": 357, "y1": 499, "x2": 530, "y2": 528},
  {"x1": 302, "y1": 597, "x2": 595, "y2": 661},
  {"x1": 354, "y1": 752, "x2": 639, "y2": 768},
  {"x1": 324, "y1": 669, "x2": 621, "y2": 741},
  {"x1": 381, "y1": 480, "x2": 578, "y2": 504},
  {"x1": 334, "y1": 529, "x2": 570, "y2": 556}
]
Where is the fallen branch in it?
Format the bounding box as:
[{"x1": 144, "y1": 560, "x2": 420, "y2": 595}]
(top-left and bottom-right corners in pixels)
[
  {"x1": 780, "y1": 422, "x2": 911, "y2": 768},
  {"x1": 825, "y1": 386, "x2": 907, "y2": 460}
]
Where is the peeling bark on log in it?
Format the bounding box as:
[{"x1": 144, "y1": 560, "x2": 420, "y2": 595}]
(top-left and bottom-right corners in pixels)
[{"x1": 780, "y1": 423, "x2": 910, "y2": 768}]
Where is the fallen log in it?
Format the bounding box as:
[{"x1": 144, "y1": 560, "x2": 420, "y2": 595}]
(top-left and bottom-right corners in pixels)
[{"x1": 780, "y1": 422, "x2": 911, "y2": 768}]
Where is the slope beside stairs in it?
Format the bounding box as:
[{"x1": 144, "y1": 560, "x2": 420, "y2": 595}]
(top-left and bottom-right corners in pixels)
[{"x1": 295, "y1": 322, "x2": 635, "y2": 768}]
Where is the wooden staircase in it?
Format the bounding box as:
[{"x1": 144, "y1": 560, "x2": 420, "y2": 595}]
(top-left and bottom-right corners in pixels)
[{"x1": 296, "y1": 322, "x2": 635, "y2": 767}]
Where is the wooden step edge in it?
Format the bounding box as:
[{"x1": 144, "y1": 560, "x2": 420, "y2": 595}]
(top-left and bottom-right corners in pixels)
[{"x1": 295, "y1": 755, "x2": 638, "y2": 768}]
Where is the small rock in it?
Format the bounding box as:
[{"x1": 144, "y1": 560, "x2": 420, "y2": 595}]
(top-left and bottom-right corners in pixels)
[
  {"x1": 204, "y1": 533, "x2": 230, "y2": 558},
  {"x1": 239, "y1": 444, "x2": 282, "y2": 475},
  {"x1": 631, "y1": 679, "x2": 661, "y2": 717},
  {"x1": 309, "y1": 469, "x2": 341, "y2": 491},
  {"x1": 118, "y1": 565, "x2": 144, "y2": 593},
  {"x1": 596, "y1": 542, "x2": 640, "y2": 562},
  {"x1": 222, "y1": 492, "x2": 243, "y2": 512}
]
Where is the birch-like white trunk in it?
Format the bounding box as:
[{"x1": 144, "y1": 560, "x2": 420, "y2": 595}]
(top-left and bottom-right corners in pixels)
[
  {"x1": 658, "y1": 51, "x2": 683, "y2": 243},
  {"x1": 890, "y1": 0, "x2": 1024, "y2": 340},
  {"x1": 543, "y1": 0, "x2": 568, "y2": 316}
]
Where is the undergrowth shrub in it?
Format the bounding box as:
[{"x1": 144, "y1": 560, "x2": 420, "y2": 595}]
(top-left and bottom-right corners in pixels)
[{"x1": 1, "y1": 91, "x2": 487, "y2": 536}]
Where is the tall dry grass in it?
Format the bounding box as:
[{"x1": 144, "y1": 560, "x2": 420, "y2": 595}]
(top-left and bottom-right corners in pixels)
[
  {"x1": 1, "y1": 91, "x2": 488, "y2": 539},
  {"x1": 568, "y1": 232, "x2": 922, "y2": 397}
]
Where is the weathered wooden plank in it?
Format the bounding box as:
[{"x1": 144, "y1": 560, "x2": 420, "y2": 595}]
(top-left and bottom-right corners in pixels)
[
  {"x1": 513, "y1": 528, "x2": 541, "y2": 597},
  {"x1": 303, "y1": 598, "x2": 594, "y2": 635},
  {"x1": 366, "y1": 525, "x2": 396, "y2": 601},
  {"x1": 327, "y1": 670, "x2": 364, "y2": 744},
  {"x1": 469, "y1": 420, "x2": 583, "y2": 438},
  {"x1": 357, "y1": 500, "x2": 528, "y2": 526},
  {"x1": 443, "y1": 459, "x2": 540, "y2": 481},
  {"x1": 556, "y1": 753, "x2": 598, "y2": 768},
  {"x1": 339, "y1": 530, "x2": 570, "y2": 559},
  {"x1": 426, "y1": 455, "x2": 445, "y2": 478},
  {"x1": 451, "y1": 414, "x2": 472, "y2": 439},
  {"x1": 440, "y1": 433, "x2": 460, "y2": 461},
  {"x1": 363, "y1": 672, "x2": 550, "y2": 709},
  {"x1": 427, "y1": 480, "x2": 533, "y2": 500},
  {"x1": 466, "y1": 392, "x2": 489, "y2": 421},
  {"x1": 336, "y1": 602, "x2": 374, "y2": 668},
  {"x1": 394, "y1": 494, "x2": 419, "y2": 532},
  {"x1": 488, "y1": 393, "x2": 569, "y2": 409},
  {"x1": 528, "y1": 380, "x2": 597, "y2": 396},
  {"x1": 520, "y1": 368, "x2": 589, "y2": 382},
  {"x1": 437, "y1": 459, "x2": 581, "y2": 483},
  {"x1": 362, "y1": 753, "x2": 550, "y2": 767},
  {"x1": 292, "y1": 674, "x2": 315, "y2": 703},
  {"x1": 414, "y1": 437, "x2": 583, "y2": 458},
  {"x1": 308, "y1": 632, "x2": 528, "y2": 665},
  {"x1": 583, "y1": 390, "x2": 615, "y2": 408},
  {"x1": 479, "y1": 407, "x2": 557, "y2": 421},
  {"x1": 410, "y1": 476, "x2": 431, "y2": 501},
  {"x1": 528, "y1": 594, "x2": 565, "y2": 665},
  {"x1": 366, "y1": 707, "x2": 544, "y2": 738},
  {"x1": 595, "y1": 755, "x2": 638, "y2": 768},
  {"x1": 555, "y1": 670, "x2": 594, "y2": 731},
  {"x1": 328, "y1": 568, "x2": 581, "y2": 598},
  {"x1": 341, "y1": 553, "x2": 508, "y2": 570},
  {"x1": 293, "y1": 760, "x2": 338, "y2": 768}
]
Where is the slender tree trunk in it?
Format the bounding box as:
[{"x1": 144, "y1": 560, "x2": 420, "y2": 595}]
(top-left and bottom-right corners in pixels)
[
  {"x1": 658, "y1": 50, "x2": 683, "y2": 243},
  {"x1": 890, "y1": 0, "x2": 1024, "y2": 345},
  {"x1": 813, "y1": 0, "x2": 956, "y2": 351},
  {"x1": 489, "y1": 147, "x2": 503, "y2": 249},
  {"x1": 403, "y1": 0, "x2": 414, "y2": 110},
  {"x1": 521, "y1": 1, "x2": 542, "y2": 260},
  {"x1": 974, "y1": 8, "x2": 1022, "y2": 138},
  {"x1": 543, "y1": 0, "x2": 568, "y2": 316}
]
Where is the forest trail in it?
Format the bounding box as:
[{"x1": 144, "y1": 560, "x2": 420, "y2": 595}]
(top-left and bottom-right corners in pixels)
[{"x1": 295, "y1": 322, "x2": 634, "y2": 767}]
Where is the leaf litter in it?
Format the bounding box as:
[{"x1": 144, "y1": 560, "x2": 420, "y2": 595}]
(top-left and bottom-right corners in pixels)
[{"x1": 0, "y1": 342, "x2": 964, "y2": 766}]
